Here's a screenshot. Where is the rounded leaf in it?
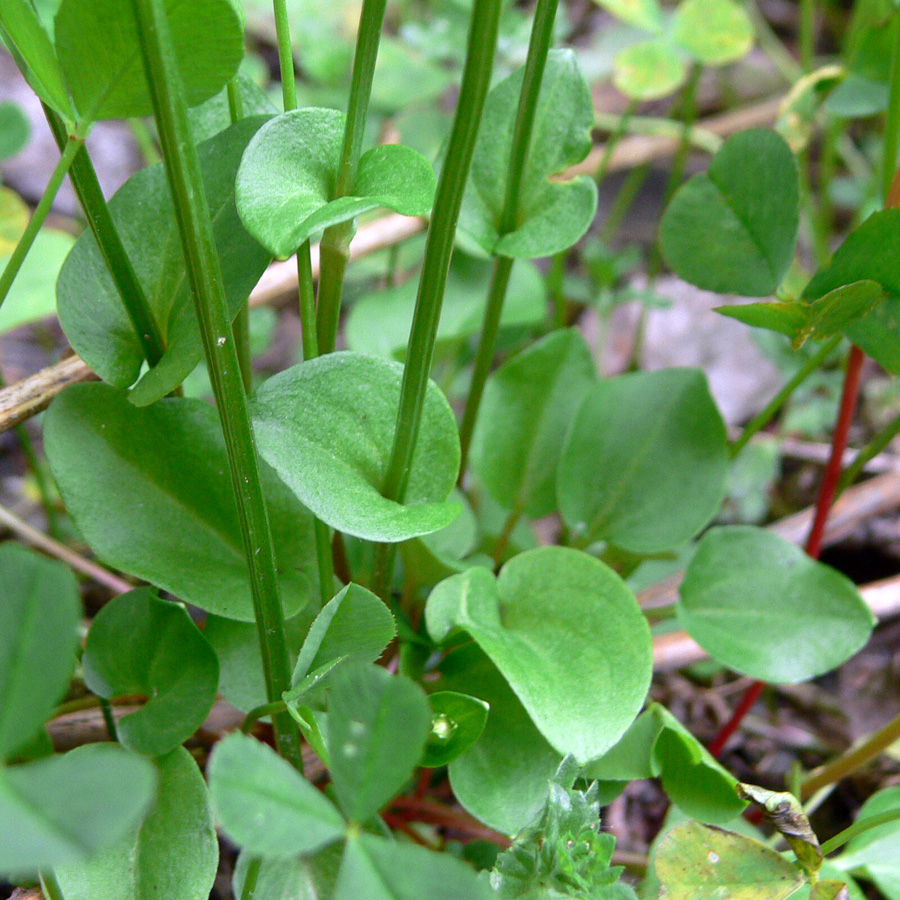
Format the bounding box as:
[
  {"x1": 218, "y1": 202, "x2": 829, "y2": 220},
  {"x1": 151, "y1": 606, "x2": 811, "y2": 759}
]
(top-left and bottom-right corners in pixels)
[
  {"x1": 56, "y1": 747, "x2": 217, "y2": 900},
  {"x1": 557, "y1": 368, "x2": 729, "y2": 554},
  {"x1": 660, "y1": 129, "x2": 800, "y2": 296},
  {"x1": 614, "y1": 40, "x2": 687, "y2": 101},
  {"x1": 237, "y1": 109, "x2": 435, "y2": 259},
  {"x1": 55, "y1": 0, "x2": 244, "y2": 121},
  {"x1": 677, "y1": 526, "x2": 875, "y2": 682},
  {"x1": 0, "y1": 544, "x2": 80, "y2": 762},
  {"x1": 44, "y1": 383, "x2": 315, "y2": 621},
  {"x1": 250, "y1": 352, "x2": 461, "y2": 542},
  {"x1": 82, "y1": 589, "x2": 219, "y2": 756},
  {"x1": 426, "y1": 548, "x2": 652, "y2": 762},
  {"x1": 672, "y1": 0, "x2": 754, "y2": 66},
  {"x1": 421, "y1": 691, "x2": 490, "y2": 769}
]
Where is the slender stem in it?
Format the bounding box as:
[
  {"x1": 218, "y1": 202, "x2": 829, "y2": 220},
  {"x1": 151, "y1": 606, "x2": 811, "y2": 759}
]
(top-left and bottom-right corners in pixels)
[
  {"x1": 100, "y1": 697, "x2": 119, "y2": 741},
  {"x1": 227, "y1": 77, "x2": 245, "y2": 122},
  {"x1": 455, "y1": 0, "x2": 559, "y2": 479},
  {"x1": 600, "y1": 163, "x2": 650, "y2": 244},
  {"x1": 241, "y1": 700, "x2": 288, "y2": 733},
  {"x1": 44, "y1": 106, "x2": 166, "y2": 366},
  {"x1": 802, "y1": 708, "x2": 900, "y2": 799},
  {"x1": 129, "y1": 0, "x2": 302, "y2": 769},
  {"x1": 369, "y1": 0, "x2": 503, "y2": 598},
  {"x1": 129, "y1": 117, "x2": 161, "y2": 165},
  {"x1": 746, "y1": 0, "x2": 803, "y2": 84},
  {"x1": 593, "y1": 110, "x2": 721, "y2": 155},
  {"x1": 241, "y1": 858, "x2": 263, "y2": 900},
  {"x1": 458, "y1": 256, "x2": 514, "y2": 475},
  {"x1": 298, "y1": 241, "x2": 319, "y2": 359},
  {"x1": 316, "y1": 0, "x2": 389, "y2": 354},
  {"x1": 40, "y1": 871, "x2": 67, "y2": 900},
  {"x1": 594, "y1": 99, "x2": 639, "y2": 187},
  {"x1": 884, "y1": 12, "x2": 900, "y2": 204},
  {"x1": 643, "y1": 603, "x2": 678, "y2": 622},
  {"x1": 272, "y1": 0, "x2": 297, "y2": 111},
  {"x1": 837, "y1": 407, "x2": 900, "y2": 493},
  {"x1": 799, "y1": 0, "x2": 815, "y2": 72},
  {"x1": 708, "y1": 681, "x2": 765, "y2": 757},
  {"x1": 730, "y1": 336, "x2": 842, "y2": 458},
  {"x1": 492, "y1": 505, "x2": 522, "y2": 567},
  {"x1": 0, "y1": 134, "x2": 82, "y2": 313},
  {"x1": 820, "y1": 808, "x2": 900, "y2": 856}
]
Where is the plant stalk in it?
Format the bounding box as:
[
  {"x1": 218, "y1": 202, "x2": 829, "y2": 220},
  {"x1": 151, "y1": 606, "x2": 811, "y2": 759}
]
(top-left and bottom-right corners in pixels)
[
  {"x1": 837, "y1": 407, "x2": 900, "y2": 493},
  {"x1": 241, "y1": 857, "x2": 263, "y2": 900},
  {"x1": 40, "y1": 871, "x2": 67, "y2": 900},
  {"x1": 316, "y1": 0, "x2": 389, "y2": 354},
  {"x1": 884, "y1": 12, "x2": 900, "y2": 203},
  {"x1": 272, "y1": 0, "x2": 297, "y2": 111},
  {"x1": 456, "y1": 0, "x2": 559, "y2": 475},
  {"x1": 369, "y1": 0, "x2": 503, "y2": 598},
  {"x1": 129, "y1": 0, "x2": 302, "y2": 769},
  {"x1": 821, "y1": 807, "x2": 900, "y2": 855}
]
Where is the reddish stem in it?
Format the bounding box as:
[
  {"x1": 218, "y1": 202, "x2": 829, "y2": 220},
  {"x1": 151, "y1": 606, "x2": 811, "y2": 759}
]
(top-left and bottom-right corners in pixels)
[
  {"x1": 708, "y1": 345, "x2": 866, "y2": 758},
  {"x1": 389, "y1": 794, "x2": 512, "y2": 846}
]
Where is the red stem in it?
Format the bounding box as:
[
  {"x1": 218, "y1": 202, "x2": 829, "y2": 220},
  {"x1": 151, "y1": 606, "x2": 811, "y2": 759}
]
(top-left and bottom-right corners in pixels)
[{"x1": 708, "y1": 346, "x2": 866, "y2": 758}]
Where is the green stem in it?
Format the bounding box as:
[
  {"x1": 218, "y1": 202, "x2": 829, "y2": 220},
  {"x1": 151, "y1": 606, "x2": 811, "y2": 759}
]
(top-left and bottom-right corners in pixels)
[
  {"x1": 592, "y1": 110, "x2": 721, "y2": 155},
  {"x1": 593, "y1": 99, "x2": 639, "y2": 186},
  {"x1": 241, "y1": 858, "x2": 263, "y2": 900},
  {"x1": 456, "y1": 0, "x2": 559, "y2": 478},
  {"x1": 129, "y1": 0, "x2": 302, "y2": 770},
  {"x1": 730, "y1": 336, "x2": 841, "y2": 457},
  {"x1": 40, "y1": 871, "x2": 67, "y2": 900},
  {"x1": 129, "y1": 116, "x2": 161, "y2": 165},
  {"x1": 799, "y1": 0, "x2": 815, "y2": 72},
  {"x1": 883, "y1": 11, "x2": 900, "y2": 204},
  {"x1": 100, "y1": 697, "x2": 119, "y2": 741},
  {"x1": 241, "y1": 700, "x2": 288, "y2": 733},
  {"x1": 44, "y1": 106, "x2": 166, "y2": 366},
  {"x1": 458, "y1": 255, "x2": 513, "y2": 475},
  {"x1": 746, "y1": 0, "x2": 802, "y2": 84},
  {"x1": 600, "y1": 162, "x2": 650, "y2": 245},
  {"x1": 0, "y1": 133, "x2": 82, "y2": 313},
  {"x1": 227, "y1": 77, "x2": 245, "y2": 122},
  {"x1": 643, "y1": 603, "x2": 678, "y2": 622},
  {"x1": 821, "y1": 808, "x2": 900, "y2": 856},
  {"x1": 491, "y1": 505, "x2": 521, "y2": 567},
  {"x1": 369, "y1": 0, "x2": 503, "y2": 598},
  {"x1": 837, "y1": 407, "x2": 900, "y2": 493},
  {"x1": 316, "y1": 0, "x2": 389, "y2": 354},
  {"x1": 546, "y1": 251, "x2": 567, "y2": 329},
  {"x1": 272, "y1": 0, "x2": 297, "y2": 111}
]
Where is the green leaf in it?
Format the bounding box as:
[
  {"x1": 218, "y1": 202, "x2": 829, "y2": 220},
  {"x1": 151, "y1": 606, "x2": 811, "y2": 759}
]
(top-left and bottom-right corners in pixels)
[
  {"x1": 346, "y1": 254, "x2": 546, "y2": 359},
  {"x1": 187, "y1": 71, "x2": 276, "y2": 145},
  {"x1": 233, "y1": 845, "x2": 343, "y2": 900},
  {"x1": 677, "y1": 526, "x2": 875, "y2": 682},
  {"x1": 56, "y1": 747, "x2": 217, "y2": 900},
  {"x1": 613, "y1": 40, "x2": 687, "y2": 101},
  {"x1": 654, "y1": 820, "x2": 805, "y2": 900},
  {"x1": 0, "y1": 0, "x2": 73, "y2": 118},
  {"x1": 421, "y1": 691, "x2": 490, "y2": 768},
  {"x1": 0, "y1": 101, "x2": 31, "y2": 159},
  {"x1": 44, "y1": 383, "x2": 315, "y2": 621},
  {"x1": 471, "y1": 328, "x2": 595, "y2": 518},
  {"x1": 426, "y1": 547, "x2": 652, "y2": 762},
  {"x1": 57, "y1": 117, "x2": 272, "y2": 406},
  {"x1": 250, "y1": 352, "x2": 461, "y2": 543},
  {"x1": 334, "y1": 832, "x2": 493, "y2": 900},
  {"x1": 810, "y1": 882, "x2": 851, "y2": 900},
  {"x1": 0, "y1": 743, "x2": 156, "y2": 876},
  {"x1": 835, "y1": 786, "x2": 900, "y2": 895},
  {"x1": 671, "y1": 0, "x2": 754, "y2": 66},
  {"x1": 557, "y1": 368, "x2": 729, "y2": 554},
  {"x1": 438, "y1": 645, "x2": 562, "y2": 836},
  {"x1": 208, "y1": 731, "x2": 345, "y2": 857},
  {"x1": 803, "y1": 209, "x2": 900, "y2": 374},
  {"x1": 54, "y1": 0, "x2": 243, "y2": 122},
  {"x1": 327, "y1": 663, "x2": 432, "y2": 823},
  {"x1": 236, "y1": 108, "x2": 436, "y2": 259},
  {"x1": 0, "y1": 228, "x2": 74, "y2": 335},
  {"x1": 82, "y1": 588, "x2": 219, "y2": 756},
  {"x1": 0, "y1": 543, "x2": 80, "y2": 762},
  {"x1": 292, "y1": 583, "x2": 396, "y2": 686},
  {"x1": 460, "y1": 49, "x2": 598, "y2": 258},
  {"x1": 660, "y1": 129, "x2": 800, "y2": 296},
  {"x1": 590, "y1": 0, "x2": 663, "y2": 32}
]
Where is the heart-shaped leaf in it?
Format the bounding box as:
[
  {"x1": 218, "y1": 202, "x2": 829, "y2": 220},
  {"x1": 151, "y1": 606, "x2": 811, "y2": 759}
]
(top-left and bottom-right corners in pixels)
[
  {"x1": 327, "y1": 663, "x2": 432, "y2": 823},
  {"x1": 803, "y1": 209, "x2": 900, "y2": 374},
  {"x1": 438, "y1": 644, "x2": 562, "y2": 836},
  {"x1": 44, "y1": 383, "x2": 316, "y2": 621},
  {"x1": 82, "y1": 589, "x2": 219, "y2": 756},
  {"x1": 57, "y1": 117, "x2": 271, "y2": 406},
  {"x1": 471, "y1": 328, "x2": 595, "y2": 518},
  {"x1": 614, "y1": 40, "x2": 687, "y2": 100},
  {"x1": 249, "y1": 352, "x2": 461, "y2": 543},
  {"x1": 421, "y1": 691, "x2": 490, "y2": 768},
  {"x1": 671, "y1": 0, "x2": 754, "y2": 65},
  {"x1": 660, "y1": 129, "x2": 800, "y2": 296},
  {"x1": 291, "y1": 584, "x2": 396, "y2": 686},
  {"x1": 346, "y1": 254, "x2": 546, "y2": 359},
  {"x1": 655, "y1": 820, "x2": 804, "y2": 900},
  {"x1": 236, "y1": 108, "x2": 436, "y2": 259},
  {"x1": 0, "y1": 743, "x2": 156, "y2": 875},
  {"x1": 209, "y1": 731, "x2": 345, "y2": 857},
  {"x1": 0, "y1": 0, "x2": 73, "y2": 118},
  {"x1": 54, "y1": 0, "x2": 243, "y2": 122},
  {"x1": 0, "y1": 543, "x2": 80, "y2": 763},
  {"x1": 334, "y1": 832, "x2": 493, "y2": 900},
  {"x1": 557, "y1": 368, "x2": 729, "y2": 554},
  {"x1": 460, "y1": 49, "x2": 598, "y2": 259},
  {"x1": 678, "y1": 526, "x2": 875, "y2": 682},
  {"x1": 56, "y1": 747, "x2": 217, "y2": 900},
  {"x1": 426, "y1": 547, "x2": 652, "y2": 762}
]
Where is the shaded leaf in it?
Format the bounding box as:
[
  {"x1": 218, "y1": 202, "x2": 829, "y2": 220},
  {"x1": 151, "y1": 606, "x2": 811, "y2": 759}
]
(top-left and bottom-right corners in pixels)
[
  {"x1": 82, "y1": 588, "x2": 219, "y2": 756},
  {"x1": 672, "y1": 0, "x2": 754, "y2": 65},
  {"x1": 233, "y1": 845, "x2": 343, "y2": 900},
  {"x1": 614, "y1": 40, "x2": 687, "y2": 101},
  {"x1": 250, "y1": 352, "x2": 461, "y2": 543},
  {"x1": 421, "y1": 691, "x2": 490, "y2": 768},
  {"x1": 0, "y1": 101, "x2": 30, "y2": 159},
  {"x1": 590, "y1": 0, "x2": 663, "y2": 32}
]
